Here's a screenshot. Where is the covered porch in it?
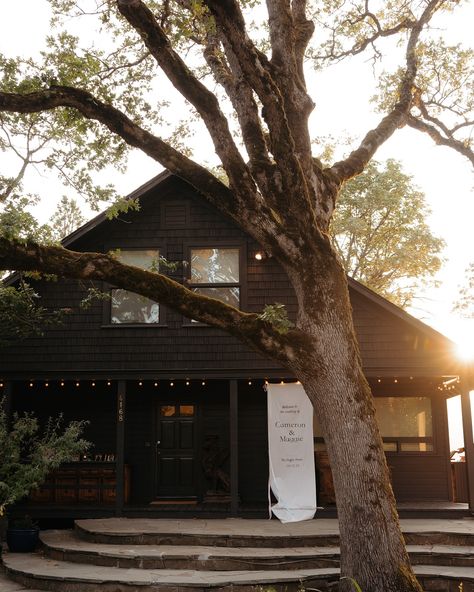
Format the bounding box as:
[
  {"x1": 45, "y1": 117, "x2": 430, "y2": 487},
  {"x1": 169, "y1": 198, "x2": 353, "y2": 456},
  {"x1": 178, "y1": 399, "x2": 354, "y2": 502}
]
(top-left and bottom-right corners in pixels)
[{"x1": 2, "y1": 369, "x2": 474, "y2": 520}]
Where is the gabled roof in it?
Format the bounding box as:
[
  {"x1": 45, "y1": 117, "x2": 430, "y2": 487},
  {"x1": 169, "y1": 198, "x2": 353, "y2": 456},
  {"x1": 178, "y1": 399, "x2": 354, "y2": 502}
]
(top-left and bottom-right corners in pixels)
[
  {"x1": 6, "y1": 170, "x2": 456, "y2": 351},
  {"x1": 63, "y1": 169, "x2": 173, "y2": 247}
]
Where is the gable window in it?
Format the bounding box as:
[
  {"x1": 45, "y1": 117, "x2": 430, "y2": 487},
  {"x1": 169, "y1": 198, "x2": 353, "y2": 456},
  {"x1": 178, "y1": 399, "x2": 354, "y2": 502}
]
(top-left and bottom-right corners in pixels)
[
  {"x1": 110, "y1": 250, "x2": 160, "y2": 324},
  {"x1": 190, "y1": 248, "x2": 240, "y2": 310},
  {"x1": 374, "y1": 396, "x2": 434, "y2": 453}
]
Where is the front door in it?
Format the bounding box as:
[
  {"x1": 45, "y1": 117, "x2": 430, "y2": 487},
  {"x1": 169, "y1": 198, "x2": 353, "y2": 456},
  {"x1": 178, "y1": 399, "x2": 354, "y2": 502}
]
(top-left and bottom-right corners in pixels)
[{"x1": 155, "y1": 403, "x2": 197, "y2": 499}]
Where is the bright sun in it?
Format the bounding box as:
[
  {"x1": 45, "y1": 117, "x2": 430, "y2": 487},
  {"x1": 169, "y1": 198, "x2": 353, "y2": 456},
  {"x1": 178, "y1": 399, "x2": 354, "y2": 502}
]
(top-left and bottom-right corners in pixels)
[{"x1": 453, "y1": 325, "x2": 474, "y2": 362}]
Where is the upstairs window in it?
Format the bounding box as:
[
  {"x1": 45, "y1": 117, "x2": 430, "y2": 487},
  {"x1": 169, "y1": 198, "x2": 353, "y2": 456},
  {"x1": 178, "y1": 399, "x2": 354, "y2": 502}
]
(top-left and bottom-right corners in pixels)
[
  {"x1": 190, "y1": 248, "x2": 240, "y2": 309},
  {"x1": 111, "y1": 250, "x2": 160, "y2": 324}
]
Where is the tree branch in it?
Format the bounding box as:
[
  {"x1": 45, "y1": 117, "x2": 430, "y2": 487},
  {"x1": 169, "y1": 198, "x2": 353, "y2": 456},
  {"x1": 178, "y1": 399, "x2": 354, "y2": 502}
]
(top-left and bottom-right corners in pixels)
[
  {"x1": 203, "y1": 0, "x2": 311, "y2": 205},
  {"x1": 202, "y1": 34, "x2": 276, "y2": 195},
  {"x1": 328, "y1": 0, "x2": 444, "y2": 183},
  {"x1": 0, "y1": 237, "x2": 310, "y2": 365},
  {"x1": 0, "y1": 85, "x2": 235, "y2": 206},
  {"x1": 266, "y1": 0, "x2": 294, "y2": 72},
  {"x1": 116, "y1": 0, "x2": 257, "y2": 201},
  {"x1": 406, "y1": 114, "x2": 474, "y2": 167},
  {"x1": 292, "y1": 0, "x2": 315, "y2": 83}
]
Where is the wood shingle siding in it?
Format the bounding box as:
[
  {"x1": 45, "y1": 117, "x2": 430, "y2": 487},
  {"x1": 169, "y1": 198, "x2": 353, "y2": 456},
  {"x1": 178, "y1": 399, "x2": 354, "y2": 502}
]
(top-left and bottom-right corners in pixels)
[{"x1": 0, "y1": 176, "x2": 456, "y2": 379}]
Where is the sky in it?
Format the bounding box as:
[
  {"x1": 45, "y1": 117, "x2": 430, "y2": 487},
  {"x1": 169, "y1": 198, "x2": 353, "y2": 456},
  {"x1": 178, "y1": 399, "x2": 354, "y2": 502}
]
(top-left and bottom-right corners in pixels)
[{"x1": 1, "y1": 0, "x2": 474, "y2": 359}]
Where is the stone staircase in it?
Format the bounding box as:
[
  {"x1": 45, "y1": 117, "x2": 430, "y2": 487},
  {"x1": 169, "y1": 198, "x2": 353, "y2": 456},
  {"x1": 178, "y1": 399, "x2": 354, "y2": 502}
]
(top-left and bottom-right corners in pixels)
[{"x1": 2, "y1": 518, "x2": 474, "y2": 591}]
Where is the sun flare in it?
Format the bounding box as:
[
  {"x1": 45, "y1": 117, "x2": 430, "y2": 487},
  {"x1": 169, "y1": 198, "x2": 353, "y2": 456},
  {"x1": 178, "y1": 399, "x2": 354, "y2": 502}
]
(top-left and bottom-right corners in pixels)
[{"x1": 453, "y1": 325, "x2": 474, "y2": 362}]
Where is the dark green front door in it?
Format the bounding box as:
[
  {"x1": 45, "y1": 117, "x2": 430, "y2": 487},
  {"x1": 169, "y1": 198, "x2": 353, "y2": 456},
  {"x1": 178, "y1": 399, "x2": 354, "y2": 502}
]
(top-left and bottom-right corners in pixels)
[{"x1": 155, "y1": 403, "x2": 197, "y2": 498}]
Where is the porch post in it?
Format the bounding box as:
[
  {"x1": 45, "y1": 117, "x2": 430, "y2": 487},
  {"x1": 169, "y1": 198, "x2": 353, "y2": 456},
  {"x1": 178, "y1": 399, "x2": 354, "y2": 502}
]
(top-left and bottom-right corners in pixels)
[
  {"x1": 115, "y1": 380, "x2": 126, "y2": 516},
  {"x1": 460, "y1": 370, "x2": 474, "y2": 512},
  {"x1": 229, "y1": 379, "x2": 239, "y2": 516}
]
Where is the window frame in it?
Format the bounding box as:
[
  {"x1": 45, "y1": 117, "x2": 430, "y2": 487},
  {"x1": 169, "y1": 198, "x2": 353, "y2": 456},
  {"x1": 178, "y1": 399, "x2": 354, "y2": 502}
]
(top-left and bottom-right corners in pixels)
[
  {"x1": 101, "y1": 246, "x2": 166, "y2": 328},
  {"x1": 183, "y1": 241, "x2": 247, "y2": 326},
  {"x1": 313, "y1": 394, "x2": 437, "y2": 456},
  {"x1": 373, "y1": 394, "x2": 436, "y2": 456}
]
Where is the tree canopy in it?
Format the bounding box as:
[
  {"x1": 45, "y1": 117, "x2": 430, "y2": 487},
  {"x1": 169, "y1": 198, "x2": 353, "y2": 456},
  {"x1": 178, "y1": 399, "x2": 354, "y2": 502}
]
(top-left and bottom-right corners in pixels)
[
  {"x1": 454, "y1": 262, "x2": 474, "y2": 318},
  {"x1": 0, "y1": 2, "x2": 473, "y2": 591},
  {"x1": 331, "y1": 159, "x2": 445, "y2": 308}
]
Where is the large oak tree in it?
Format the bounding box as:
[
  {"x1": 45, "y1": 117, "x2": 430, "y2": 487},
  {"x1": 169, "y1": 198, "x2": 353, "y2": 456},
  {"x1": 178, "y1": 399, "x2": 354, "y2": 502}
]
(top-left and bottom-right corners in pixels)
[{"x1": 1, "y1": 1, "x2": 474, "y2": 590}]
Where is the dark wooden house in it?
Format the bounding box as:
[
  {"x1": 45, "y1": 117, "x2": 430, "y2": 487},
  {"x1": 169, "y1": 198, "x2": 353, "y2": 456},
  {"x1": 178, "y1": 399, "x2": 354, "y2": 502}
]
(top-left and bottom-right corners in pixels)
[{"x1": 1, "y1": 171, "x2": 472, "y2": 517}]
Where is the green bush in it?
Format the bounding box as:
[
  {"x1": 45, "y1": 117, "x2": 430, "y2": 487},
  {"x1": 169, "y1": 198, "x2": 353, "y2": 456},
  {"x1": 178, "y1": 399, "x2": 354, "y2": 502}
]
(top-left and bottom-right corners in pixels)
[{"x1": 0, "y1": 397, "x2": 90, "y2": 517}]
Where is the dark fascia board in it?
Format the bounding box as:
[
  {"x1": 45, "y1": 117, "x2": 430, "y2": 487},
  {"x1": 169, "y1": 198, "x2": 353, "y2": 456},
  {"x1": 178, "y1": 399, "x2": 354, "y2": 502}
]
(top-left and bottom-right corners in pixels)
[
  {"x1": 2, "y1": 169, "x2": 456, "y2": 352},
  {"x1": 347, "y1": 276, "x2": 456, "y2": 347}
]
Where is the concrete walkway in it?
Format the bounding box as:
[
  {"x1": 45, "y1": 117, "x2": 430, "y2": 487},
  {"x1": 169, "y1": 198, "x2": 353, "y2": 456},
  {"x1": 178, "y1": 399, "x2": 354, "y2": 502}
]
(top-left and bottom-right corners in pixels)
[{"x1": 0, "y1": 567, "x2": 41, "y2": 592}]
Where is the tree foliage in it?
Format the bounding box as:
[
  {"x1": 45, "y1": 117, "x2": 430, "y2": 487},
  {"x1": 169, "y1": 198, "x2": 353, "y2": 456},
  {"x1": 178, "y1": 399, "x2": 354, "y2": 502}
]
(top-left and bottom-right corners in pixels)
[
  {"x1": 454, "y1": 262, "x2": 474, "y2": 318},
  {"x1": 0, "y1": 398, "x2": 90, "y2": 516},
  {"x1": 50, "y1": 196, "x2": 86, "y2": 240},
  {"x1": 332, "y1": 159, "x2": 445, "y2": 308},
  {"x1": 0, "y1": 282, "x2": 66, "y2": 347}
]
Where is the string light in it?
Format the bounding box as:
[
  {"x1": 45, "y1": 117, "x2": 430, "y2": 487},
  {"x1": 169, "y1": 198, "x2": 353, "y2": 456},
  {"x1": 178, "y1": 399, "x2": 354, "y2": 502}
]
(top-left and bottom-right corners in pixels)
[
  {"x1": 138, "y1": 381, "x2": 143, "y2": 386},
  {"x1": 0, "y1": 383, "x2": 3, "y2": 388},
  {"x1": 60, "y1": 381, "x2": 65, "y2": 387},
  {"x1": 92, "y1": 382, "x2": 96, "y2": 387},
  {"x1": 154, "y1": 382, "x2": 158, "y2": 387},
  {"x1": 248, "y1": 380, "x2": 252, "y2": 385},
  {"x1": 76, "y1": 382, "x2": 80, "y2": 387},
  {"x1": 394, "y1": 379, "x2": 398, "y2": 383},
  {"x1": 107, "y1": 381, "x2": 111, "y2": 386},
  {"x1": 186, "y1": 380, "x2": 190, "y2": 386},
  {"x1": 202, "y1": 380, "x2": 206, "y2": 386},
  {"x1": 377, "y1": 378, "x2": 381, "y2": 383},
  {"x1": 45, "y1": 382, "x2": 49, "y2": 388},
  {"x1": 29, "y1": 382, "x2": 34, "y2": 388},
  {"x1": 170, "y1": 381, "x2": 174, "y2": 387}
]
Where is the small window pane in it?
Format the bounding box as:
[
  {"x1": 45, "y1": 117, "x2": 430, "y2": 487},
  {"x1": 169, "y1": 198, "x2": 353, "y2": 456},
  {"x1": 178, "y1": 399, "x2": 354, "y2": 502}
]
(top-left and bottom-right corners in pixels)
[
  {"x1": 191, "y1": 248, "x2": 239, "y2": 283},
  {"x1": 383, "y1": 442, "x2": 398, "y2": 452},
  {"x1": 118, "y1": 249, "x2": 159, "y2": 271},
  {"x1": 161, "y1": 405, "x2": 176, "y2": 417},
  {"x1": 374, "y1": 397, "x2": 433, "y2": 438},
  {"x1": 179, "y1": 405, "x2": 195, "y2": 416},
  {"x1": 111, "y1": 250, "x2": 160, "y2": 324},
  {"x1": 192, "y1": 287, "x2": 240, "y2": 309},
  {"x1": 111, "y1": 290, "x2": 159, "y2": 324},
  {"x1": 400, "y1": 442, "x2": 433, "y2": 452}
]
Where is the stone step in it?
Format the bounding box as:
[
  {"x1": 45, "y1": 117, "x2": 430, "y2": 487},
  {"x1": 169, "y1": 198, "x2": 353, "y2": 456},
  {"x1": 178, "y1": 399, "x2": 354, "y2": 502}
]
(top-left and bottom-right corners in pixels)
[
  {"x1": 41, "y1": 530, "x2": 474, "y2": 570},
  {"x1": 2, "y1": 553, "x2": 339, "y2": 592},
  {"x1": 76, "y1": 517, "x2": 474, "y2": 548},
  {"x1": 409, "y1": 544, "x2": 474, "y2": 567},
  {"x1": 41, "y1": 531, "x2": 340, "y2": 570},
  {"x1": 3, "y1": 552, "x2": 474, "y2": 592},
  {"x1": 74, "y1": 517, "x2": 339, "y2": 548}
]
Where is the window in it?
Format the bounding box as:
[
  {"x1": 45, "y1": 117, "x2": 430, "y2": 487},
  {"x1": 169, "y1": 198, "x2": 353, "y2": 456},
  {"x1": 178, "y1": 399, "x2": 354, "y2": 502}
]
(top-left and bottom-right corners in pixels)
[
  {"x1": 110, "y1": 250, "x2": 160, "y2": 324},
  {"x1": 312, "y1": 396, "x2": 434, "y2": 453},
  {"x1": 374, "y1": 396, "x2": 434, "y2": 453},
  {"x1": 189, "y1": 248, "x2": 240, "y2": 310}
]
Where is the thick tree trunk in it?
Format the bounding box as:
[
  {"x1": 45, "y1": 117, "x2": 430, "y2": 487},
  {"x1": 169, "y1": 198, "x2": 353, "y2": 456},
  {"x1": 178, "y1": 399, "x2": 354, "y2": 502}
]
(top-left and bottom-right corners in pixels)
[{"x1": 288, "y1": 259, "x2": 422, "y2": 592}]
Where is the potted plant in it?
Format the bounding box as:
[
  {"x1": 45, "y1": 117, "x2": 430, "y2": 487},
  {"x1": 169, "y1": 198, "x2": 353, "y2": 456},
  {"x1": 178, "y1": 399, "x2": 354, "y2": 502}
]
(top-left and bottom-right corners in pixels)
[
  {"x1": 6, "y1": 515, "x2": 39, "y2": 553},
  {"x1": 0, "y1": 397, "x2": 90, "y2": 554}
]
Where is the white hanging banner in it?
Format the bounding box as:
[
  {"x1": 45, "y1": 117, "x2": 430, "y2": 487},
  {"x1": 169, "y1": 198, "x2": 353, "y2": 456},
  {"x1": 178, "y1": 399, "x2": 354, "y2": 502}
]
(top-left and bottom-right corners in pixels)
[{"x1": 267, "y1": 383, "x2": 316, "y2": 522}]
